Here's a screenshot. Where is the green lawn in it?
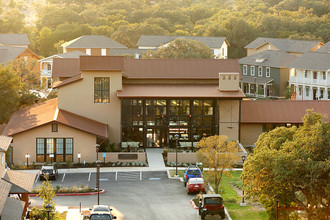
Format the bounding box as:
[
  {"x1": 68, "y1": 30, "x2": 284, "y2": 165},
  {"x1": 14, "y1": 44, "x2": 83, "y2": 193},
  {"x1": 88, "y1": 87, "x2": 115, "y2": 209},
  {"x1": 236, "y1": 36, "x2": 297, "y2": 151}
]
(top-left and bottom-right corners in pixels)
[
  {"x1": 206, "y1": 170, "x2": 268, "y2": 220},
  {"x1": 169, "y1": 169, "x2": 184, "y2": 178}
]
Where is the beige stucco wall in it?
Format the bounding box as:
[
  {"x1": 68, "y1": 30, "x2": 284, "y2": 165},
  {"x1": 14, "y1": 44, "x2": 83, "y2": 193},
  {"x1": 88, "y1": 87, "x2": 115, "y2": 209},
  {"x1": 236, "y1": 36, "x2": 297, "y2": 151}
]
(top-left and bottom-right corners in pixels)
[
  {"x1": 12, "y1": 123, "x2": 97, "y2": 164},
  {"x1": 167, "y1": 152, "x2": 198, "y2": 163},
  {"x1": 97, "y1": 152, "x2": 146, "y2": 163},
  {"x1": 218, "y1": 100, "x2": 240, "y2": 141},
  {"x1": 240, "y1": 124, "x2": 263, "y2": 146},
  {"x1": 65, "y1": 48, "x2": 109, "y2": 56},
  {"x1": 58, "y1": 71, "x2": 122, "y2": 146},
  {"x1": 247, "y1": 43, "x2": 279, "y2": 56}
]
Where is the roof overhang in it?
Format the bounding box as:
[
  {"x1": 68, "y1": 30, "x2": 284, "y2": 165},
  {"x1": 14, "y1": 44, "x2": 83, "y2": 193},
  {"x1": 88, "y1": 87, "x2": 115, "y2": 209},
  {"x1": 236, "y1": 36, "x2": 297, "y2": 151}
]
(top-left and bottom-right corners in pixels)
[{"x1": 117, "y1": 84, "x2": 245, "y2": 98}]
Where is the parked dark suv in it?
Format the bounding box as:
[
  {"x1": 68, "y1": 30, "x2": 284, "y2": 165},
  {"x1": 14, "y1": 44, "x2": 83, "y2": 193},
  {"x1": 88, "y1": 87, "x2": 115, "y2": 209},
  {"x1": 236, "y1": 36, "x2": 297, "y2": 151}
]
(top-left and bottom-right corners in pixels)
[
  {"x1": 39, "y1": 165, "x2": 58, "y2": 180},
  {"x1": 183, "y1": 165, "x2": 202, "y2": 187},
  {"x1": 199, "y1": 194, "x2": 225, "y2": 219}
]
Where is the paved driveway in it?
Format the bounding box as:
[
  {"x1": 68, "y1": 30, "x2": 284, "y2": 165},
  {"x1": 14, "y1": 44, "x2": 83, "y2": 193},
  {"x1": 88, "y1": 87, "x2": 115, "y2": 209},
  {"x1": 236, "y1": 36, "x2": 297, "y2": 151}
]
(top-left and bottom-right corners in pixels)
[{"x1": 31, "y1": 171, "x2": 224, "y2": 220}]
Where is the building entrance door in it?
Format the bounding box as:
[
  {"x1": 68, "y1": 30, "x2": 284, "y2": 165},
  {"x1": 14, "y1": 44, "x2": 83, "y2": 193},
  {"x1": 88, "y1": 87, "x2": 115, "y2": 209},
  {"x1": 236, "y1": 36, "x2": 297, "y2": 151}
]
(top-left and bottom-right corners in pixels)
[{"x1": 145, "y1": 128, "x2": 168, "y2": 148}]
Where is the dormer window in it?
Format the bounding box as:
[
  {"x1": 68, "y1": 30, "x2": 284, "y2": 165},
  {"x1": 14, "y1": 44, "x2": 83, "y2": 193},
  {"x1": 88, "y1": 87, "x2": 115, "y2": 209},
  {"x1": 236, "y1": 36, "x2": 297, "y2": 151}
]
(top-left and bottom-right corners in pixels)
[{"x1": 255, "y1": 58, "x2": 266, "y2": 63}]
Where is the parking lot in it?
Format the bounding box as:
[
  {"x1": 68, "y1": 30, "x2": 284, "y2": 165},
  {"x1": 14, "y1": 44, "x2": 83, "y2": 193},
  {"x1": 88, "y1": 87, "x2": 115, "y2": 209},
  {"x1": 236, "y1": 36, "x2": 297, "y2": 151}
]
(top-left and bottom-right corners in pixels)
[{"x1": 31, "y1": 171, "x2": 225, "y2": 219}]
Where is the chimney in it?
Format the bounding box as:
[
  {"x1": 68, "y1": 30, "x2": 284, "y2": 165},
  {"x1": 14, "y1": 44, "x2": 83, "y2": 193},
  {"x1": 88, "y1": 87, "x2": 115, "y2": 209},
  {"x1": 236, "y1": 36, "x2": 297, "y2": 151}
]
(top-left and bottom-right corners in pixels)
[{"x1": 219, "y1": 73, "x2": 240, "y2": 91}]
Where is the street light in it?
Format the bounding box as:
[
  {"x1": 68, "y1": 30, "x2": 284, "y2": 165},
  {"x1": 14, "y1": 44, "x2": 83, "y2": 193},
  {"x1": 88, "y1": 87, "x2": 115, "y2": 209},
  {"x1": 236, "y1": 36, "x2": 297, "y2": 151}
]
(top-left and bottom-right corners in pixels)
[
  {"x1": 96, "y1": 160, "x2": 101, "y2": 205},
  {"x1": 274, "y1": 195, "x2": 280, "y2": 220},
  {"x1": 45, "y1": 203, "x2": 52, "y2": 220},
  {"x1": 25, "y1": 153, "x2": 30, "y2": 167},
  {"x1": 175, "y1": 134, "x2": 179, "y2": 177},
  {"x1": 95, "y1": 144, "x2": 101, "y2": 205},
  {"x1": 240, "y1": 154, "x2": 247, "y2": 206}
]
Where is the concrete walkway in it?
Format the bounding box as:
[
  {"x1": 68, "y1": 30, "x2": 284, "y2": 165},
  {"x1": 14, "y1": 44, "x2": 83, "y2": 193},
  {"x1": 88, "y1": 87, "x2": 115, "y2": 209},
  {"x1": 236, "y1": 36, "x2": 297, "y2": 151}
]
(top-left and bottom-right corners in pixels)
[{"x1": 145, "y1": 148, "x2": 166, "y2": 169}]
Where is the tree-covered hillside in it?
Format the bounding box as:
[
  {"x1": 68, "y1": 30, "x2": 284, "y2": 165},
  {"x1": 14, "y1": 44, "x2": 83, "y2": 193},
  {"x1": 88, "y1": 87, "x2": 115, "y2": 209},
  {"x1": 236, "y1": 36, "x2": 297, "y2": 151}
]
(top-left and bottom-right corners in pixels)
[{"x1": 1, "y1": 0, "x2": 329, "y2": 58}]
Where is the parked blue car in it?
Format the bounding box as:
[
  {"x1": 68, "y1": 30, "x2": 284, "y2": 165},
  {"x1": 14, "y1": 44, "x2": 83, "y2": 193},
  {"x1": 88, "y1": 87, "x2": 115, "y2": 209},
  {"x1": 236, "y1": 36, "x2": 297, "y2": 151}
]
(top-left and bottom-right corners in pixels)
[{"x1": 183, "y1": 165, "x2": 202, "y2": 186}]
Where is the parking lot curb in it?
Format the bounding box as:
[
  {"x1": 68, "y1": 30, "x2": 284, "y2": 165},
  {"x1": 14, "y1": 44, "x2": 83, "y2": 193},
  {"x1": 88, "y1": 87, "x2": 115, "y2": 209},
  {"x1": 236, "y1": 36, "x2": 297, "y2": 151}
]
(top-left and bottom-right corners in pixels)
[
  {"x1": 190, "y1": 199, "x2": 199, "y2": 209},
  {"x1": 29, "y1": 189, "x2": 106, "y2": 197}
]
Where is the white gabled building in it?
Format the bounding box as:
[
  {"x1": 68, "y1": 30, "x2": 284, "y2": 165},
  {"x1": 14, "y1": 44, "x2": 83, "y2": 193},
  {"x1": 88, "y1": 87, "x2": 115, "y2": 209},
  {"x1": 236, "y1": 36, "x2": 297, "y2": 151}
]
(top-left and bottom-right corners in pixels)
[
  {"x1": 289, "y1": 52, "x2": 330, "y2": 100},
  {"x1": 38, "y1": 51, "x2": 86, "y2": 88}
]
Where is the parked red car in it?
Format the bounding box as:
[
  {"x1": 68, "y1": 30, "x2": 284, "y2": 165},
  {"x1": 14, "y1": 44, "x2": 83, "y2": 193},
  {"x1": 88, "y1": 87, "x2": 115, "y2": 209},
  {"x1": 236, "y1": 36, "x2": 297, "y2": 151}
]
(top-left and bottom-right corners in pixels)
[{"x1": 186, "y1": 178, "x2": 205, "y2": 194}]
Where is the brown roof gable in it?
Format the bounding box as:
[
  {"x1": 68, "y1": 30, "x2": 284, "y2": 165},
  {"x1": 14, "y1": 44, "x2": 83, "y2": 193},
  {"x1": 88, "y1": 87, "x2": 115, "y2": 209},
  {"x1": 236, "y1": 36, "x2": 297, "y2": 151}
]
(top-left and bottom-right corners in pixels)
[
  {"x1": 3, "y1": 99, "x2": 108, "y2": 138},
  {"x1": 52, "y1": 58, "x2": 80, "y2": 78},
  {"x1": 241, "y1": 100, "x2": 330, "y2": 124},
  {"x1": 0, "y1": 136, "x2": 12, "y2": 152},
  {"x1": 124, "y1": 58, "x2": 241, "y2": 79}
]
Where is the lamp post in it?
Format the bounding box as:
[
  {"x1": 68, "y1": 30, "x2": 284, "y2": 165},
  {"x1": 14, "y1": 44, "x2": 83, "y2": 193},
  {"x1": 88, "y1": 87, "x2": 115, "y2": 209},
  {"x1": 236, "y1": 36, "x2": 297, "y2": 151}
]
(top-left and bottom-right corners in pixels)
[
  {"x1": 175, "y1": 134, "x2": 179, "y2": 177},
  {"x1": 25, "y1": 153, "x2": 30, "y2": 167},
  {"x1": 96, "y1": 160, "x2": 101, "y2": 205},
  {"x1": 95, "y1": 144, "x2": 101, "y2": 205},
  {"x1": 49, "y1": 153, "x2": 54, "y2": 164},
  {"x1": 95, "y1": 144, "x2": 100, "y2": 161},
  {"x1": 240, "y1": 154, "x2": 247, "y2": 206},
  {"x1": 274, "y1": 195, "x2": 280, "y2": 220},
  {"x1": 77, "y1": 153, "x2": 81, "y2": 164},
  {"x1": 45, "y1": 203, "x2": 52, "y2": 220}
]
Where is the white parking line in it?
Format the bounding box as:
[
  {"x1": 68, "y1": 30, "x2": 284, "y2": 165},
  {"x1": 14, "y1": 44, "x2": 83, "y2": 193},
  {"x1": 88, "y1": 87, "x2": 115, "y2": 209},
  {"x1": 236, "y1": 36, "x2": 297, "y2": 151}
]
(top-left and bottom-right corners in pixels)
[
  {"x1": 115, "y1": 172, "x2": 117, "y2": 181},
  {"x1": 88, "y1": 172, "x2": 91, "y2": 181},
  {"x1": 35, "y1": 174, "x2": 39, "y2": 183},
  {"x1": 140, "y1": 171, "x2": 142, "y2": 181},
  {"x1": 61, "y1": 173, "x2": 66, "y2": 182}
]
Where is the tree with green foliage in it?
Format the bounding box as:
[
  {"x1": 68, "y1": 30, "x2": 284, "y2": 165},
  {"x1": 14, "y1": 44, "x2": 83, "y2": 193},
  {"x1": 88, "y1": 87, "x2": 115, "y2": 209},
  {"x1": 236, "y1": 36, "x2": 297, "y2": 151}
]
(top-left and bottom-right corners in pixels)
[
  {"x1": 197, "y1": 135, "x2": 239, "y2": 194},
  {"x1": 0, "y1": 65, "x2": 20, "y2": 124},
  {"x1": 142, "y1": 38, "x2": 214, "y2": 59},
  {"x1": 0, "y1": 8, "x2": 25, "y2": 33},
  {"x1": 242, "y1": 110, "x2": 330, "y2": 220}
]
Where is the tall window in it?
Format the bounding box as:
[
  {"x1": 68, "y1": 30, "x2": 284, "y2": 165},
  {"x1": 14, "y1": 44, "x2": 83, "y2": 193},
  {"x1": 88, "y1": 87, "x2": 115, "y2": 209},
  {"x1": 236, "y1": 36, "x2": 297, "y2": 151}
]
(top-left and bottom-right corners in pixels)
[
  {"x1": 250, "y1": 66, "x2": 255, "y2": 76},
  {"x1": 298, "y1": 86, "x2": 302, "y2": 96},
  {"x1": 322, "y1": 72, "x2": 326, "y2": 80},
  {"x1": 94, "y1": 77, "x2": 110, "y2": 103},
  {"x1": 52, "y1": 123, "x2": 58, "y2": 132},
  {"x1": 243, "y1": 65, "x2": 247, "y2": 75},
  {"x1": 313, "y1": 71, "x2": 317, "y2": 79},
  {"x1": 266, "y1": 67, "x2": 270, "y2": 77},
  {"x1": 304, "y1": 70, "x2": 308, "y2": 78},
  {"x1": 36, "y1": 138, "x2": 73, "y2": 162},
  {"x1": 258, "y1": 66, "x2": 263, "y2": 77},
  {"x1": 306, "y1": 87, "x2": 310, "y2": 97}
]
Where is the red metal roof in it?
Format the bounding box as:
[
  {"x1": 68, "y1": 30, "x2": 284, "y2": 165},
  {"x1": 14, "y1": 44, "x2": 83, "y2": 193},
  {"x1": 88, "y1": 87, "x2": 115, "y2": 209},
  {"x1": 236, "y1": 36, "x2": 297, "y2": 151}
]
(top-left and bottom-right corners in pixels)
[
  {"x1": 3, "y1": 99, "x2": 108, "y2": 138},
  {"x1": 124, "y1": 59, "x2": 241, "y2": 79},
  {"x1": 241, "y1": 100, "x2": 330, "y2": 123}
]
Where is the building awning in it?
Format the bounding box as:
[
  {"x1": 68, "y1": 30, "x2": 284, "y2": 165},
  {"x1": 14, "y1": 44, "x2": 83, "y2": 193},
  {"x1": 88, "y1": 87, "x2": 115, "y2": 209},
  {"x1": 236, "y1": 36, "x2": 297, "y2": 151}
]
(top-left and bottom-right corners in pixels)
[
  {"x1": 117, "y1": 84, "x2": 245, "y2": 98},
  {"x1": 241, "y1": 76, "x2": 274, "y2": 84},
  {"x1": 241, "y1": 100, "x2": 330, "y2": 124},
  {"x1": 2, "y1": 170, "x2": 36, "y2": 194}
]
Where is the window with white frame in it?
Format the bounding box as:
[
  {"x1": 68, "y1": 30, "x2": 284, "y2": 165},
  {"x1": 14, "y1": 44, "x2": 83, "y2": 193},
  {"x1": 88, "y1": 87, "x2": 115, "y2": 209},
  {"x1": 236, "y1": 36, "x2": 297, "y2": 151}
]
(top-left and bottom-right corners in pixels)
[
  {"x1": 298, "y1": 86, "x2": 302, "y2": 96},
  {"x1": 306, "y1": 87, "x2": 309, "y2": 97},
  {"x1": 101, "y1": 49, "x2": 107, "y2": 56},
  {"x1": 304, "y1": 70, "x2": 308, "y2": 78},
  {"x1": 323, "y1": 72, "x2": 326, "y2": 80},
  {"x1": 243, "y1": 65, "x2": 247, "y2": 75},
  {"x1": 313, "y1": 71, "x2": 317, "y2": 79},
  {"x1": 266, "y1": 67, "x2": 270, "y2": 77},
  {"x1": 86, "y1": 49, "x2": 91, "y2": 55},
  {"x1": 250, "y1": 66, "x2": 255, "y2": 76},
  {"x1": 320, "y1": 89, "x2": 324, "y2": 99},
  {"x1": 258, "y1": 66, "x2": 263, "y2": 77}
]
